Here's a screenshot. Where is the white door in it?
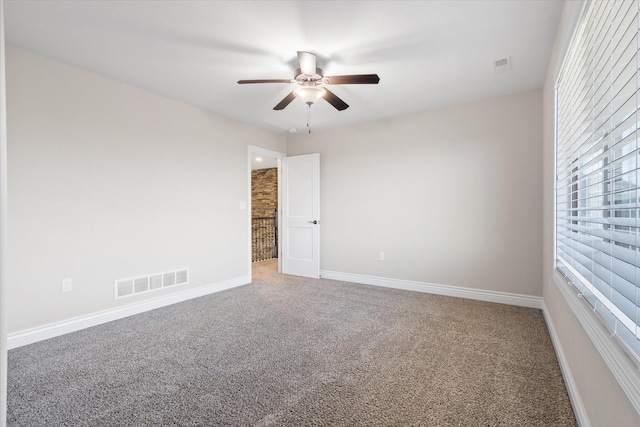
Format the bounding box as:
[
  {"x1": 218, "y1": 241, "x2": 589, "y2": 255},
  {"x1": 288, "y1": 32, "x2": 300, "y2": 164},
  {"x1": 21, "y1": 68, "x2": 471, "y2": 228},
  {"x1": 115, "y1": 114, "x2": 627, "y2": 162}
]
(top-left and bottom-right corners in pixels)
[{"x1": 281, "y1": 153, "x2": 320, "y2": 278}]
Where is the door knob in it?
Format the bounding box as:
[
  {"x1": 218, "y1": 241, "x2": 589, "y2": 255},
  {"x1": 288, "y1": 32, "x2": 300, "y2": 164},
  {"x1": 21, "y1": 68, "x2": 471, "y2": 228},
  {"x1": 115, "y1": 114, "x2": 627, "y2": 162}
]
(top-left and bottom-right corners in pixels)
[{"x1": 308, "y1": 220, "x2": 318, "y2": 224}]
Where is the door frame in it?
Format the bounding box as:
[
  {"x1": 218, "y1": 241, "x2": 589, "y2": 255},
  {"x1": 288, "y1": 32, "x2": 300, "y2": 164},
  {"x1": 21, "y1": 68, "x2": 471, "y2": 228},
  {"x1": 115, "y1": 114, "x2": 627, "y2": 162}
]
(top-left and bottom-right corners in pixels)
[{"x1": 247, "y1": 145, "x2": 286, "y2": 281}]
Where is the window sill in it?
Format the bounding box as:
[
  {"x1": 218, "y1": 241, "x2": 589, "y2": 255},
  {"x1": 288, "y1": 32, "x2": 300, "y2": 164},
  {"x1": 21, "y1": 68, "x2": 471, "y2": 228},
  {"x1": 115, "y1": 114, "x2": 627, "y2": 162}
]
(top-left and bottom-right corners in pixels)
[{"x1": 552, "y1": 269, "x2": 640, "y2": 416}]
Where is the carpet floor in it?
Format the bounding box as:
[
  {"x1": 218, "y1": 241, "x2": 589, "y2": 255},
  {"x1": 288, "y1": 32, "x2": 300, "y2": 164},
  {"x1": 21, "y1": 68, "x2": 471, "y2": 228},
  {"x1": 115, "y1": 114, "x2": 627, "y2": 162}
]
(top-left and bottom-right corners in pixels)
[{"x1": 8, "y1": 260, "x2": 576, "y2": 426}]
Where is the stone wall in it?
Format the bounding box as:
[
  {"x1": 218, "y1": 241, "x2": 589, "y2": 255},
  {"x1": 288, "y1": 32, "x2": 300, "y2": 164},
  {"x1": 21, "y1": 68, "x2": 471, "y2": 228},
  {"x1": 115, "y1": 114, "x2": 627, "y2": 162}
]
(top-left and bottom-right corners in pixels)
[{"x1": 251, "y1": 168, "x2": 277, "y2": 217}]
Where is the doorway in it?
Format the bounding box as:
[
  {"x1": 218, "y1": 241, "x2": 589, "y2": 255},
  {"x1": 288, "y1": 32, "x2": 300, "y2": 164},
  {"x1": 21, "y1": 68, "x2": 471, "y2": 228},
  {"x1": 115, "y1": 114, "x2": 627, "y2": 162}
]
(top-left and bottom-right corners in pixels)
[
  {"x1": 247, "y1": 146, "x2": 285, "y2": 280},
  {"x1": 247, "y1": 147, "x2": 321, "y2": 280}
]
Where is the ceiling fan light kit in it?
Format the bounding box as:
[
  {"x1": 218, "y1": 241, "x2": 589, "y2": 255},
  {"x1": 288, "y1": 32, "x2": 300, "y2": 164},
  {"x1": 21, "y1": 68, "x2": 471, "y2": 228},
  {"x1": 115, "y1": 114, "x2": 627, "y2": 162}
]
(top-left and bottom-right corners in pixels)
[
  {"x1": 237, "y1": 51, "x2": 380, "y2": 113},
  {"x1": 294, "y1": 86, "x2": 326, "y2": 105}
]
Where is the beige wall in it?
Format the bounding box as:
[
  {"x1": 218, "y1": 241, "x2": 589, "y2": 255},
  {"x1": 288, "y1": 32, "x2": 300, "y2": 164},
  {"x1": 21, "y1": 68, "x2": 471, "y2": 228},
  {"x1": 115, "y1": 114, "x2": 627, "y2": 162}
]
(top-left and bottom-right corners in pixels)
[
  {"x1": 6, "y1": 46, "x2": 286, "y2": 332},
  {"x1": 288, "y1": 89, "x2": 542, "y2": 297},
  {"x1": 542, "y1": 1, "x2": 640, "y2": 426}
]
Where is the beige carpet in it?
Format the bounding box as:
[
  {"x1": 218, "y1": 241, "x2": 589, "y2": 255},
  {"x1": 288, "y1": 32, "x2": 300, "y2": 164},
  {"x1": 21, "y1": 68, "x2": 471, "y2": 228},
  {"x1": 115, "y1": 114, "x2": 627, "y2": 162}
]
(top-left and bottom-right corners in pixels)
[{"x1": 8, "y1": 260, "x2": 576, "y2": 426}]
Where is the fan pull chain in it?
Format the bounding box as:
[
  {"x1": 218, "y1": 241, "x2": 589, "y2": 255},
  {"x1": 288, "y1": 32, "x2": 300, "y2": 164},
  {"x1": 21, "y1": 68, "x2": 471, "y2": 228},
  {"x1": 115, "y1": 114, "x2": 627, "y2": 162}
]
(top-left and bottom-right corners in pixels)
[{"x1": 306, "y1": 104, "x2": 311, "y2": 134}]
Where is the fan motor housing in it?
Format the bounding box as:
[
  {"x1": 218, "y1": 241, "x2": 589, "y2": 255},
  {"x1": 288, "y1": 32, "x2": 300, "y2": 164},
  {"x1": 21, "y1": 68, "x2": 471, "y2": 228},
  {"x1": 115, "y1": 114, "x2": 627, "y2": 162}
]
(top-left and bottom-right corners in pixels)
[{"x1": 294, "y1": 68, "x2": 325, "y2": 85}]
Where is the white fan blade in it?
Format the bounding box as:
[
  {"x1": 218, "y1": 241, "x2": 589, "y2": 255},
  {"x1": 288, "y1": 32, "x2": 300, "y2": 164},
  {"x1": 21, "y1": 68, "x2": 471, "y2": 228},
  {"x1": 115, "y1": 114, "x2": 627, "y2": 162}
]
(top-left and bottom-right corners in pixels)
[{"x1": 298, "y1": 51, "x2": 316, "y2": 76}]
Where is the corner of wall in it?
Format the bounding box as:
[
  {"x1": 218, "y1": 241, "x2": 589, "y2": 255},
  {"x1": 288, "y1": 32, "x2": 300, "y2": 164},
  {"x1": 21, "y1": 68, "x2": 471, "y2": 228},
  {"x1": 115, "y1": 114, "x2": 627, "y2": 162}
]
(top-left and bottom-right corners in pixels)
[{"x1": 0, "y1": 1, "x2": 9, "y2": 424}]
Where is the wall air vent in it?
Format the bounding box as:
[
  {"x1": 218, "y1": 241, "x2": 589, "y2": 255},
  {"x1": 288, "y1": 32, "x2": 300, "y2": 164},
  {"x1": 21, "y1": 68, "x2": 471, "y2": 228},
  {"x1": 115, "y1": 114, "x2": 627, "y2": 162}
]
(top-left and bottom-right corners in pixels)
[
  {"x1": 163, "y1": 272, "x2": 176, "y2": 287},
  {"x1": 493, "y1": 57, "x2": 511, "y2": 73},
  {"x1": 134, "y1": 277, "x2": 149, "y2": 293},
  {"x1": 149, "y1": 274, "x2": 163, "y2": 290},
  {"x1": 115, "y1": 268, "x2": 189, "y2": 299},
  {"x1": 175, "y1": 269, "x2": 188, "y2": 285},
  {"x1": 117, "y1": 280, "x2": 134, "y2": 298}
]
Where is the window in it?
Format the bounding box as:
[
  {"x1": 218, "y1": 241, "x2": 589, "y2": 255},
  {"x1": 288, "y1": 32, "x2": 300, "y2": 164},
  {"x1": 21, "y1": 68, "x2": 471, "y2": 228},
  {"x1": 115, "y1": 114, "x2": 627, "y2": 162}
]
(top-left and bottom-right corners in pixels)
[{"x1": 556, "y1": 0, "x2": 640, "y2": 362}]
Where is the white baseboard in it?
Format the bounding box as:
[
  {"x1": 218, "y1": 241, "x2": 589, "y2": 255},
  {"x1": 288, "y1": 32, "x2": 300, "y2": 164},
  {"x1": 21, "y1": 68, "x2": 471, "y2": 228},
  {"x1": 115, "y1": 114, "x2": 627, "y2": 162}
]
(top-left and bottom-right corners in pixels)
[
  {"x1": 320, "y1": 270, "x2": 542, "y2": 309},
  {"x1": 542, "y1": 300, "x2": 590, "y2": 427},
  {"x1": 8, "y1": 275, "x2": 250, "y2": 349}
]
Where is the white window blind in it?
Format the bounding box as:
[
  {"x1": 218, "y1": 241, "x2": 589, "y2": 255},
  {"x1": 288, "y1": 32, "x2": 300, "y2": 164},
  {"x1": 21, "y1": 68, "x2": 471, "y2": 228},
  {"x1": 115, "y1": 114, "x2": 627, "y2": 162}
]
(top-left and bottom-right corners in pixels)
[{"x1": 556, "y1": 0, "x2": 640, "y2": 361}]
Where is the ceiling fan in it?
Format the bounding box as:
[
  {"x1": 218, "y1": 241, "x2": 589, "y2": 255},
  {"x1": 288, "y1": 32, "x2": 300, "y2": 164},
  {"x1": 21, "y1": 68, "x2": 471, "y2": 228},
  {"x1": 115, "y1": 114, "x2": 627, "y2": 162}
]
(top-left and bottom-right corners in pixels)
[{"x1": 237, "y1": 51, "x2": 380, "y2": 111}]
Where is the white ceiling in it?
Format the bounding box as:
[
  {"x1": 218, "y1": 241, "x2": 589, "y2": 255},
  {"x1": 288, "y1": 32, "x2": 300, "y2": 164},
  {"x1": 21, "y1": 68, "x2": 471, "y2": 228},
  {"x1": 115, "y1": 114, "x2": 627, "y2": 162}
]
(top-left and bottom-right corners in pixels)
[{"x1": 4, "y1": 0, "x2": 564, "y2": 134}]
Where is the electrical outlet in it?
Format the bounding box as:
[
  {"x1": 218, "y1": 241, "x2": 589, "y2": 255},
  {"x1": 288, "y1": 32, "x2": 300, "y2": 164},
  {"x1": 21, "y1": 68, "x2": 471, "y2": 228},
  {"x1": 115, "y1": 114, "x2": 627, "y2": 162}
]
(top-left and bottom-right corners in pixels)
[
  {"x1": 61, "y1": 278, "x2": 72, "y2": 293},
  {"x1": 379, "y1": 252, "x2": 385, "y2": 261}
]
